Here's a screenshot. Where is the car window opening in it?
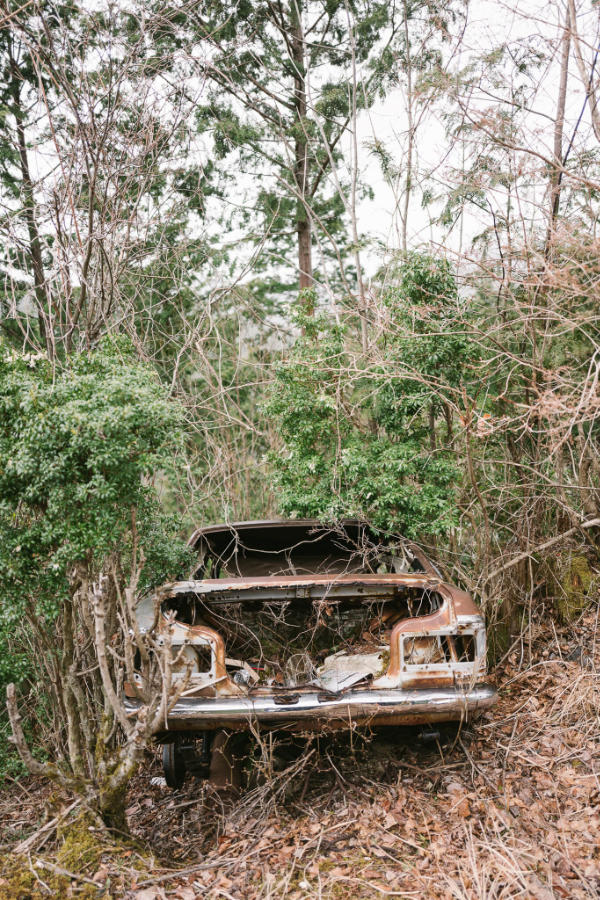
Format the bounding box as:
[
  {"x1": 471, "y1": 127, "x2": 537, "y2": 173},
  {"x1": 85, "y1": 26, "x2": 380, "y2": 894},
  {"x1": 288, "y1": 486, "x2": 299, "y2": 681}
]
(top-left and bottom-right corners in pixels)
[{"x1": 194, "y1": 524, "x2": 426, "y2": 579}]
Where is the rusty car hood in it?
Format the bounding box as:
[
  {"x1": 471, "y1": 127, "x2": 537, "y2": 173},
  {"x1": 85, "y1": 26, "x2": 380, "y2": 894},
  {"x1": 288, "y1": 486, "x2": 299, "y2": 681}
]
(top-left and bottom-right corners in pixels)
[{"x1": 157, "y1": 573, "x2": 444, "y2": 596}]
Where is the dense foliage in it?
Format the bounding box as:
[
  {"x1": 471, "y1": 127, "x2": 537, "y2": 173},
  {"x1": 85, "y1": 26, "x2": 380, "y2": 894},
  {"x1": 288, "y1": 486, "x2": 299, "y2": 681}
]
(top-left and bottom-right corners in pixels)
[
  {"x1": 268, "y1": 256, "x2": 471, "y2": 537},
  {"x1": 0, "y1": 339, "x2": 191, "y2": 783}
]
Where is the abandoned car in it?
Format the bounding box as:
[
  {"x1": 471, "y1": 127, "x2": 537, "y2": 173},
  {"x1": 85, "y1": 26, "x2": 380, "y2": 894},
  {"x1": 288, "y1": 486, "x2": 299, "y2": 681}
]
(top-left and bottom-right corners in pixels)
[{"x1": 128, "y1": 520, "x2": 497, "y2": 786}]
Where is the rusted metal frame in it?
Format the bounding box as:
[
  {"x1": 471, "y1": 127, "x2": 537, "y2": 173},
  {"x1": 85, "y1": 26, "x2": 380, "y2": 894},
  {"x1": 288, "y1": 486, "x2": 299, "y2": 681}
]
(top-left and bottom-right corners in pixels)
[
  {"x1": 380, "y1": 584, "x2": 456, "y2": 681},
  {"x1": 158, "y1": 573, "x2": 441, "y2": 593},
  {"x1": 186, "y1": 624, "x2": 227, "y2": 680},
  {"x1": 400, "y1": 625, "x2": 484, "y2": 673},
  {"x1": 157, "y1": 616, "x2": 228, "y2": 683},
  {"x1": 151, "y1": 575, "x2": 485, "y2": 698},
  {"x1": 395, "y1": 621, "x2": 486, "y2": 689}
]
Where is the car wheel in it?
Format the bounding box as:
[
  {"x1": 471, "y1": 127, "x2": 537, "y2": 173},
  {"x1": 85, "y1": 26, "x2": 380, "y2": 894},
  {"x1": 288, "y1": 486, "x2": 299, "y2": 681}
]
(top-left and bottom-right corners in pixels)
[
  {"x1": 162, "y1": 741, "x2": 186, "y2": 789},
  {"x1": 439, "y1": 721, "x2": 467, "y2": 747},
  {"x1": 182, "y1": 733, "x2": 213, "y2": 779}
]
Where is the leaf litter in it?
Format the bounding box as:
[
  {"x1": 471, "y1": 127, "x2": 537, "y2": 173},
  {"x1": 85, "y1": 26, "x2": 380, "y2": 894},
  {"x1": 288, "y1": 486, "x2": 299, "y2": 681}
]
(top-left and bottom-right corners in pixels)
[{"x1": 1, "y1": 609, "x2": 598, "y2": 899}]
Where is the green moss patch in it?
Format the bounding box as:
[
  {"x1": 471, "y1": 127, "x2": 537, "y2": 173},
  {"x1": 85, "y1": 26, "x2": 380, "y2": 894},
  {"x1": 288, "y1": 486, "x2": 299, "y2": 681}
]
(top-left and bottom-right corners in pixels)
[
  {"x1": 549, "y1": 554, "x2": 597, "y2": 623},
  {"x1": 0, "y1": 853, "x2": 99, "y2": 899}
]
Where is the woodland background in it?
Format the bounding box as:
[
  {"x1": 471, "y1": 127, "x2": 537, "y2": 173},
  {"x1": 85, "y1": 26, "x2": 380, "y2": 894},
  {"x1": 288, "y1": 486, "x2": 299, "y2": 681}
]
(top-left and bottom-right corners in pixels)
[{"x1": 0, "y1": 0, "x2": 598, "y2": 896}]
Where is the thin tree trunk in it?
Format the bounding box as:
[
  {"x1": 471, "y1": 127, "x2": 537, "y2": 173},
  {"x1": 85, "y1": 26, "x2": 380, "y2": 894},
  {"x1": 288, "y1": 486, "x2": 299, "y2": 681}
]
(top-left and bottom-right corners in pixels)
[
  {"x1": 290, "y1": 3, "x2": 313, "y2": 294},
  {"x1": 567, "y1": 0, "x2": 600, "y2": 143},
  {"x1": 546, "y1": 12, "x2": 571, "y2": 249},
  {"x1": 531, "y1": 12, "x2": 570, "y2": 485},
  {"x1": 9, "y1": 54, "x2": 52, "y2": 356},
  {"x1": 401, "y1": 0, "x2": 413, "y2": 255},
  {"x1": 344, "y1": 0, "x2": 368, "y2": 350},
  {"x1": 61, "y1": 599, "x2": 86, "y2": 779}
]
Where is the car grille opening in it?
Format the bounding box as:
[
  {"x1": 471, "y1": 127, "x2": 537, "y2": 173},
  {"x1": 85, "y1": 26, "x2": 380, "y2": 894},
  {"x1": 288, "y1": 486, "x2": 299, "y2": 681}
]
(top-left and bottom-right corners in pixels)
[
  {"x1": 454, "y1": 633, "x2": 476, "y2": 663},
  {"x1": 165, "y1": 586, "x2": 444, "y2": 687},
  {"x1": 194, "y1": 644, "x2": 213, "y2": 672}
]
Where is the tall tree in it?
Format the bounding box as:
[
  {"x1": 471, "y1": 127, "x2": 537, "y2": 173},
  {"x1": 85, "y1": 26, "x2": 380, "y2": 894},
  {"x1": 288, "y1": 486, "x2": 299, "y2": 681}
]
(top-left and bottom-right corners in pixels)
[
  {"x1": 0, "y1": 1, "x2": 210, "y2": 357},
  {"x1": 0, "y1": 1, "x2": 80, "y2": 354},
  {"x1": 158, "y1": 0, "x2": 398, "y2": 307}
]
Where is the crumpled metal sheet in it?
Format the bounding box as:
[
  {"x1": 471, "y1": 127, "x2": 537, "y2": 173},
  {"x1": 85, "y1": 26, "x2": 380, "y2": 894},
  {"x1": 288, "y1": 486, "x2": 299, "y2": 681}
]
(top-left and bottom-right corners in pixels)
[{"x1": 316, "y1": 650, "x2": 386, "y2": 692}]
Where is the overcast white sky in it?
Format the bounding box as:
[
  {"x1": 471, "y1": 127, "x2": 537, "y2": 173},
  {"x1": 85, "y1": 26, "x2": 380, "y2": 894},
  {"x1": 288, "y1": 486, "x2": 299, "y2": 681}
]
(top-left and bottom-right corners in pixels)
[{"x1": 348, "y1": 0, "x2": 597, "y2": 277}]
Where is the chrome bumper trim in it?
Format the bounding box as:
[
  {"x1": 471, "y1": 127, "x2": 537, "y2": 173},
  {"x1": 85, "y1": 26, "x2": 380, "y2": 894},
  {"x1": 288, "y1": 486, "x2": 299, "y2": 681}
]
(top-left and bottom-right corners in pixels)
[{"x1": 127, "y1": 684, "x2": 497, "y2": 728}]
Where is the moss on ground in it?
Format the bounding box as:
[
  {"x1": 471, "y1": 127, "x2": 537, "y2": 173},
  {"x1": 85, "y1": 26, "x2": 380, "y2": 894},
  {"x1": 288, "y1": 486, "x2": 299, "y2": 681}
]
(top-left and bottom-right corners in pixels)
[
  {"x1": 552, "y1": 554, "x2": 596, "y2": 623},
  {"x1": 0, "y1": 853, "x2": 101, "y2": 899},
  {"x1": 56, "y1": 814, "x2": 107, "y2": 874},
  {"x1": 0, "y1": 811, "x2": 150, "y2": 899}
]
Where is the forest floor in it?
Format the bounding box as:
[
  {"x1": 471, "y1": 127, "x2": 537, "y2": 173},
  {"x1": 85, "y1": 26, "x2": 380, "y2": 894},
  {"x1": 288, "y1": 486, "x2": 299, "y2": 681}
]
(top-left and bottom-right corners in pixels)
[{"x1": 1, "y1": 608, "x2": 599, "y2": 900}]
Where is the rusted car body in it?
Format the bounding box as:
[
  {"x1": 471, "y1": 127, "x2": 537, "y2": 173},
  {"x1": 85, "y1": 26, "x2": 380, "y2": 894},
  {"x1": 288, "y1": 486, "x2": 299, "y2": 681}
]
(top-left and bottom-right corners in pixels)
[{"x1": 129, "y1": 520, "x2": 496, "y2": 766}]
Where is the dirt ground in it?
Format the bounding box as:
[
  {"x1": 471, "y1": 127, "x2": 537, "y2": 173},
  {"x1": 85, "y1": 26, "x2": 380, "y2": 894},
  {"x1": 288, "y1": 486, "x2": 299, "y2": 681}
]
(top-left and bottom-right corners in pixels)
[{"x1": 1, "y1": 609, "x2": 599, "y2": 899}]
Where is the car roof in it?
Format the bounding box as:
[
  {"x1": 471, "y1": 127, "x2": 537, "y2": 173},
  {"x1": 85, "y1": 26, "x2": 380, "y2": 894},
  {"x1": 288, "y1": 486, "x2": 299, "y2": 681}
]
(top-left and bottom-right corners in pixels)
[
  {"x1": 188, "y1": 518, "x2": 379, "y2": 550},
  {"x1": 186, "y1": 519, "x2": 443, "y2": 580}
]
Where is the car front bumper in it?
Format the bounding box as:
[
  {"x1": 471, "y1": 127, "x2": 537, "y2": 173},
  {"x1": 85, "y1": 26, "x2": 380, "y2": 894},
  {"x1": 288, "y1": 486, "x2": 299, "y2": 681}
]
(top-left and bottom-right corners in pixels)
[{"x1": 127, "y1": 683, "x2": 497, "y2": 731}]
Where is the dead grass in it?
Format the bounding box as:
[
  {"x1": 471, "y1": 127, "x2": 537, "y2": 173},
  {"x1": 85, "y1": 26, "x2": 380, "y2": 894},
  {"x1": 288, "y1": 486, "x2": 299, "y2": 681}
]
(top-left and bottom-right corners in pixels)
[{"x1": 1, "y1": 608, "x2": 598, "y2": 899}]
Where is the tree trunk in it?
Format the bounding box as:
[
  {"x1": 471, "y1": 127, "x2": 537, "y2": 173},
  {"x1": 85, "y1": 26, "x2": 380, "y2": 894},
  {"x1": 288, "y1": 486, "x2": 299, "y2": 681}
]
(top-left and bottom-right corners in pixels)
[
  {"x1": 290, "y1": 3, "x2": 313, "y2": 295},
  {"x1": 9, "y1": 53, "x2": 52, "y2": 356},
  {"x1": 298, "y1": 216, "x2": 312, "y2": 292},
  {"x1": 401, "y1": 0, "x2": 414, "y2": 255},
  {"x1": 546, "y1": 12, "x2": 571, "y2": 249}
]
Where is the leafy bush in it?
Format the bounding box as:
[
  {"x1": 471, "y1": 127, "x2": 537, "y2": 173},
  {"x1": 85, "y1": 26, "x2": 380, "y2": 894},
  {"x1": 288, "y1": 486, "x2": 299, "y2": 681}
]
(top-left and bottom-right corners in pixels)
[
  {"x1": 0, "y1": 337, "x2": 192, "y2": 789},
  {"x1": 267, "y1": 255, "x2": 471, "y2": 538}
]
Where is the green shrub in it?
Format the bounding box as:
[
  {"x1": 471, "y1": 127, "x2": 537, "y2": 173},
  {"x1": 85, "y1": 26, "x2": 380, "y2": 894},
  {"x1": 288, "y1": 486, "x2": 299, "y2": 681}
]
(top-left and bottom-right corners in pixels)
[
  {"x1": 0, "y1": 336, "x2": 192, "y2": 792},
  {"x1": 266, "y1": 255, "x2": 471, "y2": 539}
]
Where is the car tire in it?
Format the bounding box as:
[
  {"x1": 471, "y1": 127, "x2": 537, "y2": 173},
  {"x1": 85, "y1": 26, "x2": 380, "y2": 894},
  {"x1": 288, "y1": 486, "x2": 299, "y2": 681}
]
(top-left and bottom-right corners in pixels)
[{"x1": 162, "y1": 741, "x2": 187, "y2": 789}]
